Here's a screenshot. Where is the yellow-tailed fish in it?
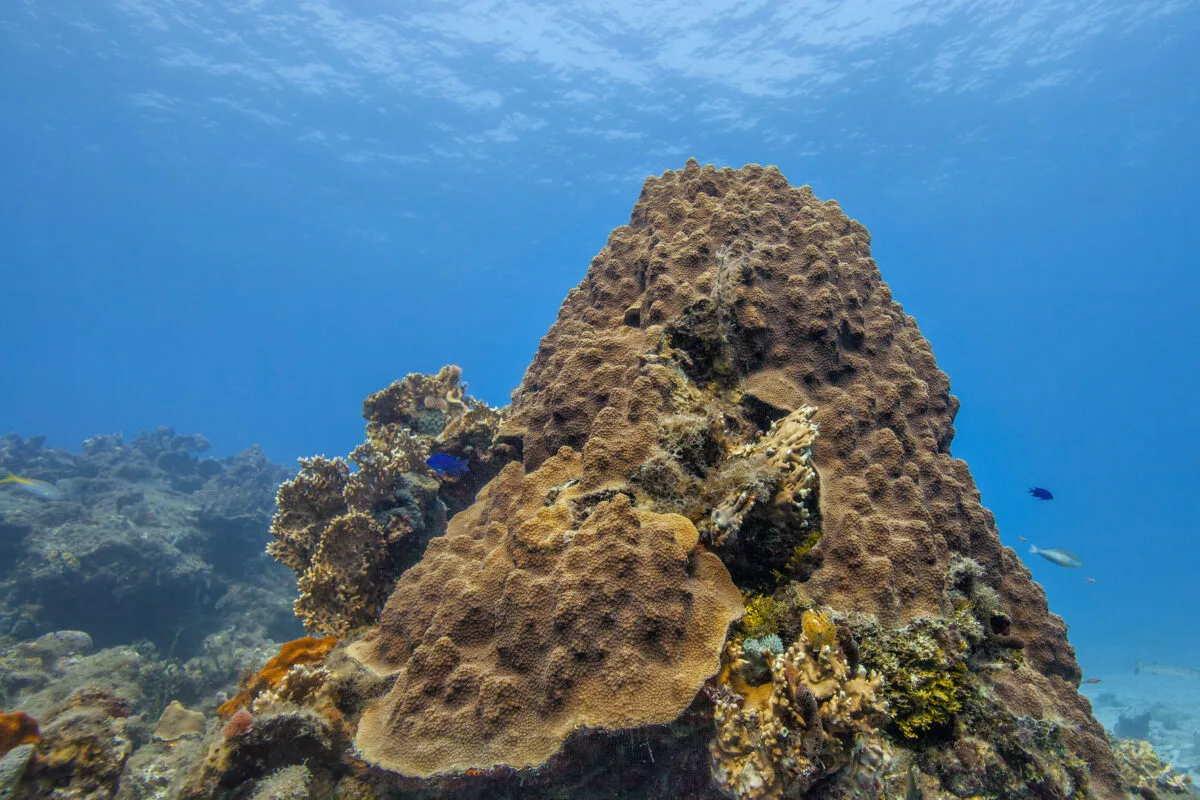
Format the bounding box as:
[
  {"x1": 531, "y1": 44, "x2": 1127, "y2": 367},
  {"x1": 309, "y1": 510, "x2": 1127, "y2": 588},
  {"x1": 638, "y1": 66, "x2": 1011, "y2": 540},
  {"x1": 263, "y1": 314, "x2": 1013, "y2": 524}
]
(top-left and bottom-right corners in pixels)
[{"x1": 1, "y1": 471, "x2": 64, "y2": 500}]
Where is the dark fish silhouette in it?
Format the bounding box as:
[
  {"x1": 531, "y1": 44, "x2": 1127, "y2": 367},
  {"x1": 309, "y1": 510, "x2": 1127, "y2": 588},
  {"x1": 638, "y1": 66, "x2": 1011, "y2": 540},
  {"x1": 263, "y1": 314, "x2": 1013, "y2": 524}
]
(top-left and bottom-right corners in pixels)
[
  {"x1": 1029, "y1": 487, "x2": 1054, "y2": 500},
  {"x1": 426, "y1": 453, "x2": 468, "y2": 476}
]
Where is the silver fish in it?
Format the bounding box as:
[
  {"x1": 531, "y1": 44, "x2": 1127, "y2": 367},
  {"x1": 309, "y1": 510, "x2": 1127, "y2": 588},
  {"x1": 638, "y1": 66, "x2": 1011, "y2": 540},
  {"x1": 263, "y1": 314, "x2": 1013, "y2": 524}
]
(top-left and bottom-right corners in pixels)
[
  {"x1": 1135, "y1": 662, "x2": 1200, "y2": 679},
  {"x1": 1029, "y1": 545, "x2": 1083, "y2": 568}
]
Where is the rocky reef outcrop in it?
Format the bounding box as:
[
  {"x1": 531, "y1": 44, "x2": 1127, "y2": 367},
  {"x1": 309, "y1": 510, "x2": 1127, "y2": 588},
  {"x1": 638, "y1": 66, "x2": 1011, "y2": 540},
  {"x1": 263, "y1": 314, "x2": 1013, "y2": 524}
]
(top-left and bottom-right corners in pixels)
[{"x1": 0, "y1": 429, "x2": 298, "y2": 652}]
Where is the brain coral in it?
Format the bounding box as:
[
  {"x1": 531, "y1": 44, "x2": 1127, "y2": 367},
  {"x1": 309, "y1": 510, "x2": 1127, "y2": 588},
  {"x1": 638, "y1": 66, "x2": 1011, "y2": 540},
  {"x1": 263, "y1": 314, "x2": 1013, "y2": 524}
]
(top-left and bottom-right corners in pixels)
[{"x1": 346, "y1": 446, "x2": 742, "y2": 777}]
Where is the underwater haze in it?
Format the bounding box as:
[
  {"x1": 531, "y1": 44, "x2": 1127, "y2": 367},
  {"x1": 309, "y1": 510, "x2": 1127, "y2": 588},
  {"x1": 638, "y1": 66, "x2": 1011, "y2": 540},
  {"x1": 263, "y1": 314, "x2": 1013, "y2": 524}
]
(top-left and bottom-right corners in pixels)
[{"x1": 3, "y1": 0, "x2": 1200, "y2": 793}]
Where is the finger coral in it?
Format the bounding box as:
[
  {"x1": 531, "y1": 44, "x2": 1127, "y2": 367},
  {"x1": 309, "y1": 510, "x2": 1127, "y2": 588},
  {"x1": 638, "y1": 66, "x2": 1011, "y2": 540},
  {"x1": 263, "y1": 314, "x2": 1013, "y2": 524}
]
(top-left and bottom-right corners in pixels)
[
  {"x1": 709, "y1": 610, "x2": 886, "y2": 799},
  {"x1": 346, "y1": 446, "x2": 743, "y2": 778}
]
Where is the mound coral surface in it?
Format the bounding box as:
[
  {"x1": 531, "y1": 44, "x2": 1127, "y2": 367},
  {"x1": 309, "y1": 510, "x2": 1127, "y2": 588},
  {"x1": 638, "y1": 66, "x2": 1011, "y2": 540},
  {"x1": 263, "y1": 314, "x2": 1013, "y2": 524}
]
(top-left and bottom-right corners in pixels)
[
  {"x1": 497, "y1": 160, "x2": 1124, "y2": 796},
  {"x1": 347, "y1": 446, "x2": 743, "y2": 777}
]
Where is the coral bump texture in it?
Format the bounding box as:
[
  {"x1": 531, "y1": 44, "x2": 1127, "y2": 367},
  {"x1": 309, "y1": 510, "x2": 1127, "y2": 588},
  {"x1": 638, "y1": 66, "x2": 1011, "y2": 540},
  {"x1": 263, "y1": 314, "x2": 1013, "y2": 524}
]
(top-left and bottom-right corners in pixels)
[
  {"x1": 348, "y1": 447, "x2": 743, "y2": 777},
  {"x1": 497, "y1": 160, "x2": 1123, "y2": 796}
]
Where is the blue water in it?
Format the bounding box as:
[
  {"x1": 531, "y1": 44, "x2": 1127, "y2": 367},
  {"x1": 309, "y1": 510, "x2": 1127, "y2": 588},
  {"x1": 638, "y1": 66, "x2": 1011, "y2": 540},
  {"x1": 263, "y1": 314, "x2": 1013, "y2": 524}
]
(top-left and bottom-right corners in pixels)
[{"x1": 3, "y1": 0, "x2": 1198, "y2": 683}]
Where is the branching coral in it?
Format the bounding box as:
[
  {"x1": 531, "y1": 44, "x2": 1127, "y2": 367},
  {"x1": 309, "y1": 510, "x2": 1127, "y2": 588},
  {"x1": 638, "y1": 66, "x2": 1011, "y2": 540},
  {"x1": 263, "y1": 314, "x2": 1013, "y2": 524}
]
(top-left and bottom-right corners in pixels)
[
  {"x1": 709, "y1": 610, "x2": 886, "y2": 799},
  {"x1": 268, "y1": 367, "x2": 508, "y2": 637}
]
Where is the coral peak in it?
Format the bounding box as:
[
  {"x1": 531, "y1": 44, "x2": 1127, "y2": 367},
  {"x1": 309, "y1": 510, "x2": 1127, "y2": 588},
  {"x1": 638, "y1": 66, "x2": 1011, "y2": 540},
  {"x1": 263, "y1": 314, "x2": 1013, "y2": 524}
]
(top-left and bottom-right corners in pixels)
[{"x1": 497, "y1": 161, "x2": 1124, "y2": 797}]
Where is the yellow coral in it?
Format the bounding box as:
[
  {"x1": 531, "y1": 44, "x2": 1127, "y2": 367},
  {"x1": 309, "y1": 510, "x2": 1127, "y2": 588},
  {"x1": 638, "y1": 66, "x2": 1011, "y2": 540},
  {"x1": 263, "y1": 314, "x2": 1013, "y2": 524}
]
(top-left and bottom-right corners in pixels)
[
  {"x1": 889, "y1": 663, "x2": 965, "y2": 739},
  {"x1": 800, "y1": 609, "x2": 837, "y2": 651},
  {"x1": 740, "y1": 594, "x2": 784, "y2": 639}
]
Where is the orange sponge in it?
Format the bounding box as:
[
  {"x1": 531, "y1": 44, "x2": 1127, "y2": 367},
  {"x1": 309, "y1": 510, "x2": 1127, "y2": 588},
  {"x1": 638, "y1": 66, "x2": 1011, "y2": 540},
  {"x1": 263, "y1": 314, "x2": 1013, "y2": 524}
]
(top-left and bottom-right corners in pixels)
[
  {"x1": 0, "y1": 709, "x2": 39, "y2": 757},
  {"x1": 217, "y1": 636, "x2": 336, "y2": 717}
]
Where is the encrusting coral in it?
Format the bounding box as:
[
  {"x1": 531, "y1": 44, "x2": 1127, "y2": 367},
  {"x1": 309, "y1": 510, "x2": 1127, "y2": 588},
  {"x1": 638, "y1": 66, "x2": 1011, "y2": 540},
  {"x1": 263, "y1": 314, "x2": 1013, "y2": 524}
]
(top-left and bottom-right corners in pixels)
[
  {"x1": 268, "y1": 365, "x2": 508, "y2": 637},
  {"x1": 345, "y1": 446, "x2": 744, "y2": 778},
  {"x1": 707, "y1": 405, "x2": 819, "y2": 549},
  {"x1": 708, "y1": 610, "x2": 886, "y2": 799},
  {"x1": 0, "y1": 709, "x2": 39, "y2": 758}
]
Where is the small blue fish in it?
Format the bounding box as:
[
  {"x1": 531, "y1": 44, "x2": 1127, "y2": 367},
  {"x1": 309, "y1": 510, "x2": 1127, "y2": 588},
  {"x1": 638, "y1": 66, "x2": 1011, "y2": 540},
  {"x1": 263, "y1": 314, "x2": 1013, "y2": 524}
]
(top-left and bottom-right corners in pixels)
[
  {"x1": 1, "y1": 470, "x2": 64, "y2": 500},
  {"x1": 1029, "y1": 545, "x2": 1082, "y2": 568},
  {"x1": 1029, "y1": 487, "x2": 1054, "y2": 500},
  {"x1": 425, "y1": 453, "x2": 468, "y2": 476}
]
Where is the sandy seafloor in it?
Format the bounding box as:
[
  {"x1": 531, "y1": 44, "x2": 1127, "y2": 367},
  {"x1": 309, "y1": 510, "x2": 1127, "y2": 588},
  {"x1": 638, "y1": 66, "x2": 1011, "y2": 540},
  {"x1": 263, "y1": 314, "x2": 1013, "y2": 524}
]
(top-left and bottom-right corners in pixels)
[{"x1": 1081, "y1": 670, "x2": 1200, "y2": 781}]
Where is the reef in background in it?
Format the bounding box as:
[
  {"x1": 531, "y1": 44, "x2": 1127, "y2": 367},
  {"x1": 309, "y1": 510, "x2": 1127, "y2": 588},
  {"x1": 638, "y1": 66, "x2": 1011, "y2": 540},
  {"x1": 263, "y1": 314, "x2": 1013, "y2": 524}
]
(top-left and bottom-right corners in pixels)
[
  {"x1": 0, "y1": 429, "x2": 298, "y2": 653},
  {"x1": 0, "y1": 429, "x2": 307, "y2": 797}
]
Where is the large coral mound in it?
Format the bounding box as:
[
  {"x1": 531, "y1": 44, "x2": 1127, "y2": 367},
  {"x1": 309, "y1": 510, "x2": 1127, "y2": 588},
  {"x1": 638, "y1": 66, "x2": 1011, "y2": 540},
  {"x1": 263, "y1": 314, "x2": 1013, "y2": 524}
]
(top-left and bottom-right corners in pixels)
[
  {"x1": 499, "y1": 160, "x2": 1123, "y2": 796},
  {"x1": 347, "y1": 446, "x2": 743, "y2": 778}
]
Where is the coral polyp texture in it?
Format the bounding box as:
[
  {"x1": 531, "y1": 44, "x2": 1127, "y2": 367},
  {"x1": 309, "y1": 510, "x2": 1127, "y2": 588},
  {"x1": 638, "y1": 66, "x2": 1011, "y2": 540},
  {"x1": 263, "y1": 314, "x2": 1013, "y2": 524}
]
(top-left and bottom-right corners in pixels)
[
  {"x1": 497, "y1": 160, "x2": 1124, "y2": 796},
  {"x1": 346, "y1": 446, "x2": 743, "y2": 777},
  {"x1": 268, "y1": 365, "x2": 507, "y2": 636}
]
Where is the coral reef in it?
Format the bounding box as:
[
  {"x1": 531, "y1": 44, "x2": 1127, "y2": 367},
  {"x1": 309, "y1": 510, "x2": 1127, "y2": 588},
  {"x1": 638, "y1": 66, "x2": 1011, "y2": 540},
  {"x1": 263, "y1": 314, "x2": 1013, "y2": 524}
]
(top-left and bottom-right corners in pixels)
[
  {"x1": 495, "y1": 160, "x2": 1125, "y2": 796},
  {"x1": 1111, "y1": 737, "x2": 1195, "y2": 798},
  {"x1": 0, "y1": 430, "x2": 297, "y2": 652},
  {"x1": 709, "y1": 610, "x2": 886, "y2": 798},
  {"x1": 346, "y1": 446, "x2": 743, "y2": 777},
  {"x1": 268, "y1": 365, "x2": 510, "y2": 637},
  {"x1": 4, "y1": 161, "x2": 1177, "y2": 797},
  {"x1": 20, "y1": 688, "x2": 134, "y2": 798}
]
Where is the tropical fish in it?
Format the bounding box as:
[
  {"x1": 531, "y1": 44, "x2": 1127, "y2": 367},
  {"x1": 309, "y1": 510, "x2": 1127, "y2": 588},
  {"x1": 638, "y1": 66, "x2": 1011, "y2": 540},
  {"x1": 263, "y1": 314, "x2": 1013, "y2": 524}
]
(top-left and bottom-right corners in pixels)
[
  {"x1": 1135, "y1": 662, "x2": 1200, "y2": 679},
  {"x1": 1029, "y1": 487, "x2": 1054, "y2": 500},
  {"x1": 425, "y1": 453, "x2": 468, "y2": 476},
  {"x1": 1019, "y1": 536, "x2": 1028, "y2": 542},
  {"x1": 0, "y1": 471, "x2": 63, "y2": 500},
  {"x1": 1086, "y1": 577, "x2": 1096, "y2": 583},
  {"x1": 1029, "y1": 545, "x2": 1083, "y2": 568},
  {"x1": 1082, "y1": 678, "x2": 1102, "y2": 684}
]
